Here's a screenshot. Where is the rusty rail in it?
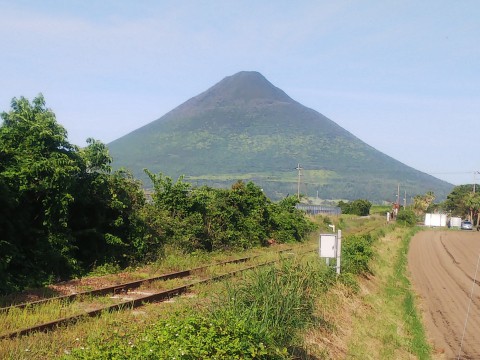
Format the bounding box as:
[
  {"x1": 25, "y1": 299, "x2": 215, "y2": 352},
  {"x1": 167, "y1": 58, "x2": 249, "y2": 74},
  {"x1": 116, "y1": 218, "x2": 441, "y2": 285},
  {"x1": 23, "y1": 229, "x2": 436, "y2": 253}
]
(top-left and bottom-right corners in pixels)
[{"x1": 0, "y1": 247, "x2": 312, "y2": 340}]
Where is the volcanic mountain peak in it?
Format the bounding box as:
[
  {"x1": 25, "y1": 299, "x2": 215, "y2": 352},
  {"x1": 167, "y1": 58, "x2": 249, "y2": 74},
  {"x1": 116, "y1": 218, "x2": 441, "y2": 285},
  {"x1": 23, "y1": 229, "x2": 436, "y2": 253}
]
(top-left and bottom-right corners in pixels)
[
  {"x1": 109, "y1": 71, "x2": 453, "y2": 201},
  {"x1": 189, "y1": 71, "x2": 293, "y2": 107}
]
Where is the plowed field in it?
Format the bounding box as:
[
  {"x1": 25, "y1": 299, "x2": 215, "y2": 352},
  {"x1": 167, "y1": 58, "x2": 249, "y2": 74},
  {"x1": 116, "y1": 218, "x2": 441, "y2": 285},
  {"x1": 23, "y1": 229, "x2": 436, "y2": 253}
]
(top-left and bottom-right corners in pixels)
[{"x1": 408, "y1": 229, "x2": 480, "y2": 359}]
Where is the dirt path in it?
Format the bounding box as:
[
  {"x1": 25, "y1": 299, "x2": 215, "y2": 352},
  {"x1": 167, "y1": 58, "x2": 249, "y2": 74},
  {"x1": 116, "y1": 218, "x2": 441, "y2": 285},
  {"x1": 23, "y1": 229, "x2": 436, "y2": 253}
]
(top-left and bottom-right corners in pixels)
[{"x1": 408, "y1": 229, "x2": 480, "y2": 359}]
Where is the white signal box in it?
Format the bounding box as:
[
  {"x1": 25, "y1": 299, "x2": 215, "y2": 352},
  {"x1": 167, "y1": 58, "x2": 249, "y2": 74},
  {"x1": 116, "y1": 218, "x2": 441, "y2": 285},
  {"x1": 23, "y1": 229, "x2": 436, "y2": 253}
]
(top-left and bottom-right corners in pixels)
[
  {"x1": 319, "y1": 230, "x2": 342, "y2": 274},
  {"x1": 319, "y1": 234, "x2": 337, "y2": 258}
]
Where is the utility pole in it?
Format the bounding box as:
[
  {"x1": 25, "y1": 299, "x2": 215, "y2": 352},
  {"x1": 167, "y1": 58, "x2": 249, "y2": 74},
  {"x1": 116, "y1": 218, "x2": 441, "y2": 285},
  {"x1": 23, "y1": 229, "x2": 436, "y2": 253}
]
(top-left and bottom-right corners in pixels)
[
  {"x1": 474, "y1": 171, "x2": 479, "y2": 194},
  {"x1": 296, "y1": 163, "x2": 303, "y2": 200},
  {"x1": 404, "y1": 190, "x2": 407, "y2": 209},
  {"x1": 397, "y1": 184, "x2": 400, "y2": 208}
]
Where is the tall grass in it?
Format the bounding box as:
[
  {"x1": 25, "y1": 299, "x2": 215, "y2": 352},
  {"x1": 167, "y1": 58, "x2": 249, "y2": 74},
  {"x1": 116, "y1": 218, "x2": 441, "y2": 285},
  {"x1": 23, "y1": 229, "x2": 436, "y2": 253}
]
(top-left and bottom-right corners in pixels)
[
  {"x1": 63, "y1": 255, "x2": 336, "y2": 359},
  {"x1": 215, "y1": 255, "x2": 336, "y2": 350}
]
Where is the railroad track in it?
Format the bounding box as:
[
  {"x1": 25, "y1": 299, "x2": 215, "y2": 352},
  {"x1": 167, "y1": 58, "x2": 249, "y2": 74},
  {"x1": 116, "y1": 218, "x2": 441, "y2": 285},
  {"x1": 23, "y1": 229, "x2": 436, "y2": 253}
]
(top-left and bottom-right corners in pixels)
[
  {"x1": 0, "y1": 246, "x2": 316, "y2": 340},
  {"x1": 0, "y1": 254, "x2": 259, "y2": 311}
]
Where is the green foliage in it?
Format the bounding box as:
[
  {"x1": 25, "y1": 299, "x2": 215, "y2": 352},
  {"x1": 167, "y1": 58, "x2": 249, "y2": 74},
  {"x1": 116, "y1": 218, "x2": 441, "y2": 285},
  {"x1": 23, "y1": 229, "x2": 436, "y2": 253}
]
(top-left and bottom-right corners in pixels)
[
  {"x1": 65, "y1": 313, "x2": 284, "y2": 359},
  {"x1": 80, "y1": 138, "x2": 112, "y2": 173},
  {"x1": 390, "y1": 228, "x2": 431, "y2": 358},
  {"x1": 0, "y1": 96, "x2": 155, "y2": 293},
  {"x1": 338, "y1": 199, "x2": 372, "y2": 216},
  {"x1": 396, "y1": 209, "x2": 417, "y2": 227},
  {"x1": 144, "y1": 173, "x2": 316, "y2": 252},
  {"x1": 443, "y1": 185, "x2": 473, "y2": 217},
  {"x1": 64, "y1": 258, "x2": 337, "y2": 359},
  {"x1": 338, "y1": 272, "x2": 360, "y2": 294},
  {"x1": 442, "y1": 184, "x2": 480, "y2": 226},
  {"x1": 219, "y1": 260, "x2": 333, "y2": 348},
  {"x1": 341, "y1": 234, "x2": 375, "y2": 275},
  {"x1": 0, "y1": 95, "x2": 81, "y2": 291}
]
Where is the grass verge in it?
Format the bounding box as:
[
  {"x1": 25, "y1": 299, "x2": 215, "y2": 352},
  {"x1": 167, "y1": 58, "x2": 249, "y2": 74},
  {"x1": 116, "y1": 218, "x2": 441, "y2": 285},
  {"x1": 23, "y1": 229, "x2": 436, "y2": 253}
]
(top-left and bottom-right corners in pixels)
[{"x1": 345, "y1": 226, "x2": 431, "y2": 359}]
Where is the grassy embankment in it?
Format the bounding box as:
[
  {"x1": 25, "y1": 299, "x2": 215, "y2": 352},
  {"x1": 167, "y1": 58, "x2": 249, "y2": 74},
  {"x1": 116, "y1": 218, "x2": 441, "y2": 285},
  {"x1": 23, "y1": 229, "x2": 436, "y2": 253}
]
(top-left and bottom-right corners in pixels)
[
  {"x1": 0, "y1": 215, "x2": 430, "y2": 359},
  {"x1": 308, "y1": 222, "x2": 430, "y2": 359}
]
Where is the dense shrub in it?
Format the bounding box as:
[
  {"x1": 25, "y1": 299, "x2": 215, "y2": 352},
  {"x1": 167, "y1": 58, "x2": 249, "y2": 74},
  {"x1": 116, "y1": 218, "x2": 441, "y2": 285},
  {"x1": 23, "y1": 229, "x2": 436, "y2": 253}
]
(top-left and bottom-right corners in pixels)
[
  {"x1": 341, "y1": 234, "x2": 375, "y2": 275},
  {"x1": 396, "y1": 209, "x2": 417, "y2": 226},
  {"x1": 0, "y1": 96, "x2": 154, "y2": 293},
  {"x1": 338, "y1": 199, "x2": 372, "y2": 216},
  {"x1": 65, "y1": 314, "x2": 286, "y2": 359},
  {"x1": 146, "y1": 172, "x2": 316, "y2": 252},
  {"x1": 0, "y1": 95, "x2": 317, "y2": 293}
]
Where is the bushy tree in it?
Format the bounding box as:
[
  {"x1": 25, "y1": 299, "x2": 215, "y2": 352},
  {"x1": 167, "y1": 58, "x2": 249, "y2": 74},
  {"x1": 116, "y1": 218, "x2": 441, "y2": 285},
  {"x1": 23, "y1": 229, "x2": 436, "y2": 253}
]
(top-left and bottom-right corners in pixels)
[
  {"x1": 0, "y1": 95, "x2": 82, "y2": 289},
  {"x1": 412, "y1": 191, "x2": 435, "y2": 216},
  {"x1": 338, "y1": 199, "x2": 372, "y2": 216},
  {"x1": 0, "y1": 95, "x2": 153, "y2": 293},
  {"x1": 443, "y1": 185, "x2": 480, "y2": 224},
  {"x1": 144, "y1": 172, "x2": 316, "y2": 252},
  {"x1": 396, "y1": 209, "x2": 417, "y2": 226}
]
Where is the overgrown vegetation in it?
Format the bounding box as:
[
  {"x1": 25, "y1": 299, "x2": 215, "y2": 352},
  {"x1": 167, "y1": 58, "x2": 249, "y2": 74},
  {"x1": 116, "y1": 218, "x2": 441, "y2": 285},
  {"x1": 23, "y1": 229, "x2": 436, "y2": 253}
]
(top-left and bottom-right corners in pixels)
[
  {"x1": 345, "y1": 226, "x2": 430, "y2": 359},
  {"x1": 63, "y1": 257, "x2": 335, "y2": 359},
  {"x1": 338, "y1": 199, "x2": 372, "y2": 216},
  {"x1": 394, "y1": 228, "x2": 430, "y2": 358},
  {"x1": 396, "y1": 208, "x2": 417, "y2": 226},
  {"x1": 145, "y1": 171, "x2": 315, "y2": 252},
  {"x1": 0, "y1": 93, "x2": 434, "y2": 358},
  {"x1": 0, "y1": 95, "x2": 315, "y2": 294},
  {"x1": 0, "y1": 95, "x2": 154, "y2": 293},
  {"x1": 59, "y1": 218, "x2": 402, "y2": 359}
]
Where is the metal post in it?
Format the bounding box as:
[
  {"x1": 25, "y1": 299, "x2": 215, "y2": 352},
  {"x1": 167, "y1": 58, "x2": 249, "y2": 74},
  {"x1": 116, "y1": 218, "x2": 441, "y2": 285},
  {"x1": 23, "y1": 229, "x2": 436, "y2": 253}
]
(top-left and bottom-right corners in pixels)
[{"x1": 336, "y1": 230, "x2": 342, "y2": 274}]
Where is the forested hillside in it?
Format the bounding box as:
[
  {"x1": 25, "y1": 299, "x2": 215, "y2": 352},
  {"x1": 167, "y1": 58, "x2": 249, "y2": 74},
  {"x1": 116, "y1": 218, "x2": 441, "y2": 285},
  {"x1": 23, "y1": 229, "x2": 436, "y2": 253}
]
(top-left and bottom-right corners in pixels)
[{"x1": 108, "y1": 71, "x2": 453, "y2": 202}]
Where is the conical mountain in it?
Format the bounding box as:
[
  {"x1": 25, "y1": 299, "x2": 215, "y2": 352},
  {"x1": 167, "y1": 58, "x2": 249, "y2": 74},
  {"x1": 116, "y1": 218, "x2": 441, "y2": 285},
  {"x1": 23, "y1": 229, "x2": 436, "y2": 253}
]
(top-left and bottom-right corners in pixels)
[{"x1": 109, "y1": 71, "x2": 453, "y2": 202}]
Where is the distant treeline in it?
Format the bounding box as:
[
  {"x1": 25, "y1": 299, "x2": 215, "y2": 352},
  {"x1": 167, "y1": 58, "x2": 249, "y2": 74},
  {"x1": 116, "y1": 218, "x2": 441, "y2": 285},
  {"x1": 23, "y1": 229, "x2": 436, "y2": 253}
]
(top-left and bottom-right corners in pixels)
[{"x1": 0, "y1": 95, "x2": 315, "y2": 294}]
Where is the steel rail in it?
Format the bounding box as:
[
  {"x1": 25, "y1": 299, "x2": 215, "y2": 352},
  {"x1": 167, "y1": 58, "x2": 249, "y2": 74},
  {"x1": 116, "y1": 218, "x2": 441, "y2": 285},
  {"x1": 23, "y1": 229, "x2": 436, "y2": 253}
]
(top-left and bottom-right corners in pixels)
[
  {"x1": 0, "y1": 254, "x2": 262, "y2": 311},
  {"x1": 0, "y1": 247, "x2": 313, "y2": 340}
]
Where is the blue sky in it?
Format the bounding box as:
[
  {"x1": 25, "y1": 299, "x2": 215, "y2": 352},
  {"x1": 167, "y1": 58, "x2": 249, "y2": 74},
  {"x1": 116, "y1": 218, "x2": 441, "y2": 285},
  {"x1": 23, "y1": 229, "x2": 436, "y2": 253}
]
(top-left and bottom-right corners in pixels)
[{"x1": 1, "y1": 1, "x2": 479, "y2": 186}]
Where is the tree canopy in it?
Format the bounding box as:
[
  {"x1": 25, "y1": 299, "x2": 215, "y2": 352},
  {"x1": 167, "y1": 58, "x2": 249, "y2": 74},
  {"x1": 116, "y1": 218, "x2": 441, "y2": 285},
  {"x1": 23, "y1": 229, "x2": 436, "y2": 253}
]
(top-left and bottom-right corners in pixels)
[
  {"x1": 337, "y1": 199, "x2": 372, "y2": 216},
  {"x1": 0, "y1": 95, "x2": 152, "y2": 293}
]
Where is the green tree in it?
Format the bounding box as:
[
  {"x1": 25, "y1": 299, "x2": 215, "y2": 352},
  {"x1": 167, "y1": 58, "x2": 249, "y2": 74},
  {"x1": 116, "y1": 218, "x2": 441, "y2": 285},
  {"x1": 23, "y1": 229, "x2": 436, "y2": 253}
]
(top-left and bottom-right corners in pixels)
[
  {"x1": 80, "y1": 137, "x2": 112, "y2": 173},
  {"x1": 464, "y1": 192, "x2": 480, "y2": 225},
  {"x1": 338, "y1": 199, "x2": 372, "y2": 216},
  {"x1": 0, "y1": 95, "x2": 81, "y2": 289},
  {"x1": 0, "y1": 95, "x2": 154, "y2": 293},
  {"x1": 443, "y1": 185, "x2": 479, "y2": 222},
  {"x1": 412, "y1": 191, "x2": 435, "y2": 216}
]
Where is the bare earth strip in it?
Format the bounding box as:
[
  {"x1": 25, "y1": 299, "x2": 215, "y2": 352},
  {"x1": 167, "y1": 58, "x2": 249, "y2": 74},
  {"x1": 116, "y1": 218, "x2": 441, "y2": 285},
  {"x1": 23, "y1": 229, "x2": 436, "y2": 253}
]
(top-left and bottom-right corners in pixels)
[{"x1": 408, "y1": 229, "x2": 480, "y2": 359}]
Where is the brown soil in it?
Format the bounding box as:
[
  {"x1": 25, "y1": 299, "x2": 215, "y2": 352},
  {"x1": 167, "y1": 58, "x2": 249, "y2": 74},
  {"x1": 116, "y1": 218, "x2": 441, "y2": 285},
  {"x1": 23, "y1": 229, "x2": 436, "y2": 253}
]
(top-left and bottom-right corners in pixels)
[{"x1": 408, "y1": 229, "x2": 480, "y2": 359}]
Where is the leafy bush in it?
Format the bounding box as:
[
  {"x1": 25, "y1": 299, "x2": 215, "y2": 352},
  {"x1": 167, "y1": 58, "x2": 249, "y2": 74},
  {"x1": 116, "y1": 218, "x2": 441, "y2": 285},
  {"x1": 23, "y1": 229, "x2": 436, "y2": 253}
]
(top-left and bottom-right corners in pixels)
[
  {"x1": 341, "y1": 234, "x2": 374, "y2": 275},
  {"x1": 338, "y1": 199, "x2": 372, "y2": 216},
  {"x1": 0, "y1": 96, "x2": 155, "y2": 293},
  {"x1": 396, "y1": 209, "x2": 417, "y2": 226},
  {"x1": 65, "y1": 314, "x2": 285, "y2": 359},
  {"x1": 145, "y1": 173, "x2": 316, "y2": 252},
  {"x1": 338, "y1": 272, "x2": 360, "y2": 294}
]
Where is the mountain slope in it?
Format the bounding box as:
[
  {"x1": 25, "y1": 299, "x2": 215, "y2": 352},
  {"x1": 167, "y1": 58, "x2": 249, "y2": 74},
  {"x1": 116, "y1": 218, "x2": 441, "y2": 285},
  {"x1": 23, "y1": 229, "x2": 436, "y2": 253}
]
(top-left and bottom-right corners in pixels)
[{"x1": 108, "y1": 71, "x2": 453, "y2": 202}]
